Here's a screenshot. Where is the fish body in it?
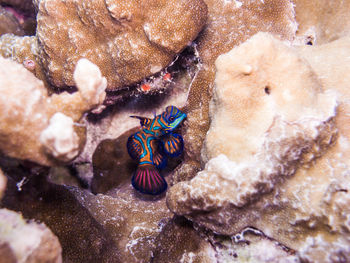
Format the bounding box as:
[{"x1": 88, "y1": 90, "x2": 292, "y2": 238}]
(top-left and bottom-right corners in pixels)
[{"x1": 127, "y1": 106, "x2": 186, "y2": 195}]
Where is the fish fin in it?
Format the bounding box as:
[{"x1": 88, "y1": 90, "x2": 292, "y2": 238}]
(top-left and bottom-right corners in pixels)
[
  {"x1": 127, "y1": 134, "x2": 142, "y2": 160},
  {"x1": 130, "y1": 116, "x2": 152, "y2": 128},
  {"x1": 160, "y1": 133, "x2": 184, "y2": 157},
  {"x1": 131, "y1": 164, "x2": 167, "y2": 195},
  {"x1": 152, "y1": 151, "x2": 167, "y2": 170},
  {"x1": 150, "y1": 139, "x2": 167, "y2": 169}
]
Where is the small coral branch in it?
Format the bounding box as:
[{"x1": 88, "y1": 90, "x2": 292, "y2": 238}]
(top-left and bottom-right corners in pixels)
[{"x1": 0, "y1": 57, "x2": 107, "y2": 166}]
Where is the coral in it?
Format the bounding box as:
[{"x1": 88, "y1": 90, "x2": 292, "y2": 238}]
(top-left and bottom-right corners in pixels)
[
  {"x1": 293, "y1": 0, "x2": 350, "y2": 45},
  {"x1": 173, "y1": 0, "x2": 298, "y2": 183},
  {"x1": 152, "y1": 218, "x2": 299, "y2": 262},
  {"x1": 0, "y1": 34, "x2": 48, "y2": 85},
  {"x1": 71, "y1": 187, "x2": 173, "y2": 263},
  {"x1": 2, "y1": 0, "x2": 350, "y2": 262},
  {"x1": 39, "y1": 113, "x2": 80, "y2": 163},
  {"x1": 202, "y1": 32, "x2": 336, "y2": 165},
  {"x1": 167, "y1": 33, "x2": 350, "y2": 261},
  {"x1": 0, "y1": 208, "x2": 62, "y2": 263},
  {"x1": 229, "y1": 231, "x2": 299, "y2": 263},
  {"x1": 76, "y1": 62, "x2": 193, "y2": 165},
  {"x1": 152, "y1": 217, "x2": 215, "y2": 263},
  {"x1": 35, "y1": 0, "x2": 207, "y2": 89},
  {"x1": 0, "y1": 57, "x2": 107, "y2": 166},
  {"x1": 1, "y1": 166, "x2": 172, "y2": 263}
]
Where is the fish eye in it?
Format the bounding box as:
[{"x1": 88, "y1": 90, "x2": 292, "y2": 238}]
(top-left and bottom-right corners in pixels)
[{"x1": 169, "y1": 116, "x2": 175, "y2": 122}]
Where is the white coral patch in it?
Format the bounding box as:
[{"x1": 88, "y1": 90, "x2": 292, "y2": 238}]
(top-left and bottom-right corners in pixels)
[
  {"x1": 0, "y1": 209, "x2": 44, "y2": 263},
  {"x1": 40, "y1": 112, "x2": 79, "y2": 162},
  {"x1": 73, "y1": 58, "x2": 107, "y2": 107}
]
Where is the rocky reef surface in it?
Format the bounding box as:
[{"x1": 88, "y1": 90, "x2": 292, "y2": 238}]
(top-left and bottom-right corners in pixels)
[{"x1": 1, "y1": 0, "x2": 350, "y2": 262}]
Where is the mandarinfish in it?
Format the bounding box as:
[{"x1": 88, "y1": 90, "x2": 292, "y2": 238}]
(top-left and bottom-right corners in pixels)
[{"x1": 127, "y1": 106, "x2": 186, "y2": 195}]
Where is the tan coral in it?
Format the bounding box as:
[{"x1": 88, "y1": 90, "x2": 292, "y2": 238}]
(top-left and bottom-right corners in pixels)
[
  {"x1": 293, "y1": 0, "x2": 350, "y2": 45},
  {"x1": 0, "y1": 57, "x2": 107, "y2": 166},
  {"x1": 173, "y1": 0, "x2": 298, "y2": 183},
  {"x1": 167, "y1": 33, "x2": 350, "y2": 261},
  {"x1": 35, "y1": 0, "x2": 207, "y2": 89},
  {"x1": 0, "y1": 208, "x2": 62, "y2": 263},
  {"x1": 0, "y1": 34, "x2": 48, "y2": 86}
]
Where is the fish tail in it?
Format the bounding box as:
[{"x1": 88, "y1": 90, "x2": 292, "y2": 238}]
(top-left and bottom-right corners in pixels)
[{"x1": 131, "y1": 164, "x2": 167, "y2": 195}]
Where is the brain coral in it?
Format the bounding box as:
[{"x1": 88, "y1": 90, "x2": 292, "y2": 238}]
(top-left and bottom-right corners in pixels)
[
  {"x1": 35, "y1": 0, "x2": 207, "y2": 89},
  {"x1": 167, "y1": 33, "x2": 350, "y2": 261}
]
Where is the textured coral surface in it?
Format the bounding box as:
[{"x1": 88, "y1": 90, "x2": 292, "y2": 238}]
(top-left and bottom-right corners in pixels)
[
  {"x1": 0, "y1": 208, "x2": 62, "y2": 263},
  {"x1": 168, "y1": 33, "x2": 350, "y2": 262},
  {"x1": 1, "y1": 165, "x2": 172, "y2": 263},
  {"x1": 1, "y1": 0, "x2": 350, "y2": 262},
  {"x1": 294, "y1": 0, "x2": 350, "y2": 44},
  {"x1": 0, "y1": 57, "x2": 106, "y2": 165},
  {"x1": 173, "y1": 0, "x2": 298, "y2": 183},
  {"x1": 35, "y1": 0, "x2": 207, "y2": 89}
]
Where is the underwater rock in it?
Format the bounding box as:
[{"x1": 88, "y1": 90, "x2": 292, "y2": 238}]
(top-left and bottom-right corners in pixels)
[
  {"x1": 167, "y1": 33, "x2": 350, "y2": 262},
  {"x1": 35, "y1": 0, "x2": 207, "y2": 89},
  {"x1": 0, "y1": 6, "x2": 24, "y2": 36},
  {"x1": 173, "y1": 0, "x2": 298, "y2": 183},
  {"x1": 0, "y1": 0, "x2": 36, "y2": 35},
  {"x1": 0, "y1": 208, "x2": 62, "y2": 263},
  {"x1": 0, "y1": 57, "x2": 106, "y2": 166},
  {"x1": 47, "y1": 166, "x2": 82, "y2": 188},
  {"x1": 91, "y1": 128, "x2": 138, "y2": 194}
]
